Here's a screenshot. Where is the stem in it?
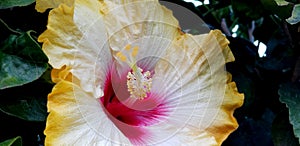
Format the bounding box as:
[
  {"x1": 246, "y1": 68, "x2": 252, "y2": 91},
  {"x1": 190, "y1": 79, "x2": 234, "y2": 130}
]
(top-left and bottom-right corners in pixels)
[{"x1": 0, "y1": 18, "x2": 22, "y2": 35}]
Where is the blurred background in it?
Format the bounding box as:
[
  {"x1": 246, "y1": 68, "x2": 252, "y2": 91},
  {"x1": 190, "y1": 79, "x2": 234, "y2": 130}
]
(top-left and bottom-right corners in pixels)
[{"x1": 0, "y1": 0, "x2": 299, "y2": 145}]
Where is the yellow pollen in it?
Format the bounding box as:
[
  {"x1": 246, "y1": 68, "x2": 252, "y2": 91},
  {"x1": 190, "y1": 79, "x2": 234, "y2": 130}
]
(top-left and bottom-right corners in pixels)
[
  {"x1": 132, "y1": 46, "x2": 139, "y2": 57},
  {"x1": 125, "y1": 44, "x2": 131, "y2": 51},
  {"x1": 116, "y1": 52, "x2": 127, "y2": 62}
]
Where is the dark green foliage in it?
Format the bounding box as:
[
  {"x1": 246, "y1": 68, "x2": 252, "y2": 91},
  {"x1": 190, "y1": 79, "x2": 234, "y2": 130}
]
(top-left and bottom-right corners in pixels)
[
  {"x1": 0, "y1": 30, "x2": 48, "y2": 89},
  {"x1": 0, "y1": 3, "x2": 51, "y2": 145}
]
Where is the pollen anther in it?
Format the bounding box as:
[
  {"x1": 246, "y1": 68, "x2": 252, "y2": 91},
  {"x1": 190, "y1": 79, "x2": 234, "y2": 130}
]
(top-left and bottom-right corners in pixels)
[
  {"x1": 132, "y1": 46, "x2": 139, "y2": 57},
  {"x1": 125, "y1": 44, "x2": 131, "y2": 51},
  {"x1": 127, "y1": 67, "x2": 152, "y2": 100},
  {"x1": 116, "y1": 44, "x2": 152, "y2": 100},
  {"x1": 116, "y1": 52, "x2": 127, "y2": 62}
]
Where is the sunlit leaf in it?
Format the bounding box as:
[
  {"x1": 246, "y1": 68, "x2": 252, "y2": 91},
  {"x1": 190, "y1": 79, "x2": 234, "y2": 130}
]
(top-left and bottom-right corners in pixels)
[
  {"x1": 274, "y1": 0, "x2": 290, "y2": 6},
  {"x1": 0, "y1": 52, "x2": 48, "y2": 90},
  {"x1": 0, "y1": 31, "x2": 48, "y2": 89},
  {"x1": 279, "y1": 82, "x2": 300, "y2": 143},
  {"x1": 0, "y1": 0, "x2": 35, "y2": 9},
  {"x1": 0, "y1": 136, "x2": 22, "y2": 146},
  {"x1": 286, "y1": 4, "x2": 300, "y2": 25}
]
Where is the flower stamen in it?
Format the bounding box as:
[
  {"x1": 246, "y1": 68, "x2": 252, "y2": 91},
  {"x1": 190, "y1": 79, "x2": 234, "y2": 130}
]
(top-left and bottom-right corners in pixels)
[
  {"x1": 116, "y1": 45, "x2": 152, "y2": 100},
  {"x1": 127, "y1": 68, "x2": 152, "y2": 100}
]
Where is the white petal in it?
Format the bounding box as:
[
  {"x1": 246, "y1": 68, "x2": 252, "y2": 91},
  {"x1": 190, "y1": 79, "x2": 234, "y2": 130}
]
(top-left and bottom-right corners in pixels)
[
  {"x1": 151, "y1": 30, "x2": 243, "y2": 144},
  {"x1": 39, "y1": 0, "x2": 113, "y2": 98},
  {"x1": 45, "y1": 80, "x2": 132, "y2": 145},
  {"x1": 99, "y1": 0, "x2": 180, "y2": 55},
  {"x1": 73, "y1": 0, "x2": 113, "y2": 98}
]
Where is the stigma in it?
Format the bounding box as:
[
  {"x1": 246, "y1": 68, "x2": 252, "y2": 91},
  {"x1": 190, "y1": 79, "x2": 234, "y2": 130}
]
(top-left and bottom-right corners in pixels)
[{"x1": 116, "y1": 45, "x2": 152, "y2": 100}]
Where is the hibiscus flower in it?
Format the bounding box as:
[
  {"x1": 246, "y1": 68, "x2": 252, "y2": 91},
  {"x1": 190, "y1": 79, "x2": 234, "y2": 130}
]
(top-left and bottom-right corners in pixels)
[{"x1": 37, "y1": 0, "x2": 244, "y2": 145}]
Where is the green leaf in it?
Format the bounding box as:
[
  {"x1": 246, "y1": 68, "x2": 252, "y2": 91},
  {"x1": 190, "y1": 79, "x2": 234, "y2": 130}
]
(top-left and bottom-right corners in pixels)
[
  {"x1": 0, "y1": 52, "x2": 48, "y2": 90},
  {"x1": 1, "y1": 31, "x2": 48, "y2": 62},
  {"x1": 211, "y1": 6, "x2": 231, "y2": 23},
  {"x1": 272, "y1": 110, "x2": 300, "y2": 146},
  {"x1": 0, "y1": 31, "x2": 48, "y2": 89},
  {"x1": 286, "y1": 4, "x2": 300, "y2": 25},
  {"x1": 0, "y1": 96, "x2": 47, "y2": 122},
  {"x1": 0, "y1": 0, "x2": 35, "y2": 9},
  {"x1": 232, "y1": 0, "x2": 265, "y2": 21},
  {"x1": 279, "y1": 82, "x2": 300, "y2": 143},
  {"x1": 274, "y1": 0, "x2": 290, "y2": 6},
  {"x1": 261, "y1": 0, "x2": 294, "y2": 19},
  {"x1": 0, "y1": 77, "x2": 51, "y2": 121},
  {"x1": 0, "y1": 136, "x2": 22, "y2": 146}
]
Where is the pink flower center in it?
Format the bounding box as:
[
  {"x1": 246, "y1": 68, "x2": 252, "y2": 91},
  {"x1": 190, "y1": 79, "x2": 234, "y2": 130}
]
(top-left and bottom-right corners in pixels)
[{"x1": 100, "y1": 70, "x2": 168, "y2": 127}]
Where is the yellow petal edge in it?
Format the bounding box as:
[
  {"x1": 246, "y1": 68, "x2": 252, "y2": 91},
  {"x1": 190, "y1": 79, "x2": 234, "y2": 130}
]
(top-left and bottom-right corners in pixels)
[
  {"x1": 35, "y1": 0, "x2": 75, "y2": 13},
  {"x1": 38, "y1": 0, "x2": 244, "y2": 145},
  {"x1": 206, "y1": 30, "x2": 244, "y2": 145}
]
